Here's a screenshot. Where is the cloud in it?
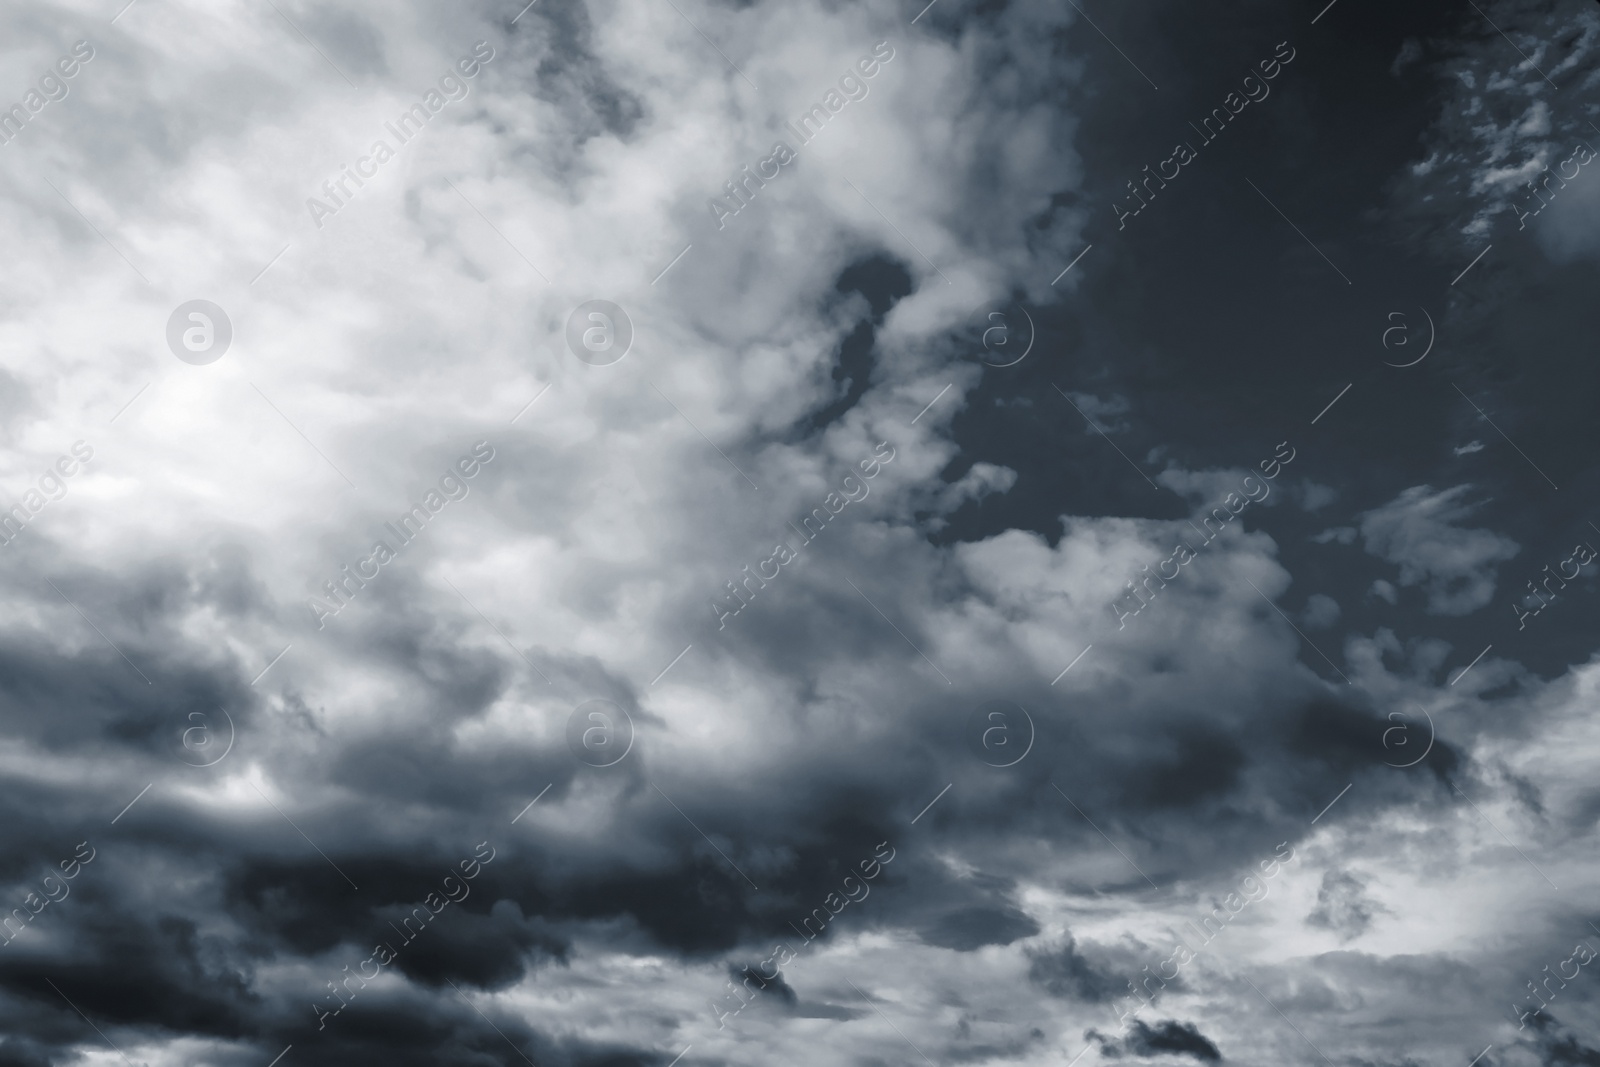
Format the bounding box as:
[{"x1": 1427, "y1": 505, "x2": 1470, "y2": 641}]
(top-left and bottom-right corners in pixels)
[
  {"x1": 1303, "y1": 593, "x2": 1340, "y2": 630},
  {"x1": 917, "y1": 904, "x2": 1041, "y2": 951},
  {"x1": 1156, "y1": 464, "x2": 1272, "y2": 513},
  {"x1": 1386, "y1": 0, "x2": 1600, "y2": 256},
  {"x1": 1125, "y1": 1018, "x2": 1223, "y2": 1062},
  {"x1": 1391, "y1": 37, "x2": 1424, "y2": 77},
  {"x1": 1026, "y1": 934, "x2": 1124, "y2": 1002},
  {"x1": 0, "y1": 0, "x2": 1103, "y2": 1058},
  {"x1": 1065, "y1": 390, "x2": 1132, "y2": 435},
  {"x1": 1, "y1": 1, "x2": 1599, "y2": 1065},
  {"x1": 1358, "y1": 485, "x2": 1520, "y2": 614},
  {"x1": 1298, "y1": 481, "x2": 1337, "y2": 511},
  {"x1": 1306, "y1": 868, "x2": 1387, "y2": 942}
]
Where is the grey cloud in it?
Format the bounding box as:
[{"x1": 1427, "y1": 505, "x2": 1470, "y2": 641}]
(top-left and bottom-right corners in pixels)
[
  {"x1": 1358, "y1": 485, "x2": 1520, "y2": 614},
  {"x1": 916, "y1": 904, "x2": 1041, "y2": 951},
  {"x1": 1126, "y1": 1019, "x2": 1223, "y2": 1062},
  {"x1": 1026, "y1": 934, "x2": 1123, "y2": 1002},
  {"x1": 3, "y1": 0, "x2": 1600, "y2": 1065},
  {"x1": 1306, "y1": 869, "x2": 1388, "y2": 942}
]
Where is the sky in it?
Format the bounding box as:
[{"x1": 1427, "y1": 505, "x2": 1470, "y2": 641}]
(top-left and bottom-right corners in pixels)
[{"x1": 0, "y1": 1, "x2": 1599, "y2": 1066}]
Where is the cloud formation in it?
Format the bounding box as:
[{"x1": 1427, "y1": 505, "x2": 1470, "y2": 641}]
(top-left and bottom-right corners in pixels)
[
  {"x1": 1358, "y1": 484, "x2": 1521, "y2": 615},
  {"x1": 0, "y1": 1, "x2": 1598, "y2": 1066}
]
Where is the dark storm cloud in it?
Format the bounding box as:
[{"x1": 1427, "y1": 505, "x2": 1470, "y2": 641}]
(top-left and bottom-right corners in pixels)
[
  {"x1": 1110, "y1": 724, "x2": 1246, "y2": 810},
  {"x1": 1125, "y1": 1018, "x2": 1223, "y2": 1062},
  {"x1": 0, "y1": 842, "x2": 650, "y2": 1067},
  {"x1": 0, "y1": 488, "x2": 1493, "y2": 1067},
  {"x1": 1026, "y1": 933, "x2": 1124, "y2": 1002},
  {"x1": 1525, "y1": 1014, "x2": 1600, "y2": 1066}
]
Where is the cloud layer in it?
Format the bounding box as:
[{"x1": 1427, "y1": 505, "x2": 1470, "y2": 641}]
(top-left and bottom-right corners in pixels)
[{"x1": 0, "y1": 1, "x2": 1599, "y2": 1066}]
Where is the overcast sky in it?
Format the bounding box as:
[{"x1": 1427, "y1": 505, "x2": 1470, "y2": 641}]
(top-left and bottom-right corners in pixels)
[{"x1": 1, "y1": 1, "x2": 1599, "y2": 1065}]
